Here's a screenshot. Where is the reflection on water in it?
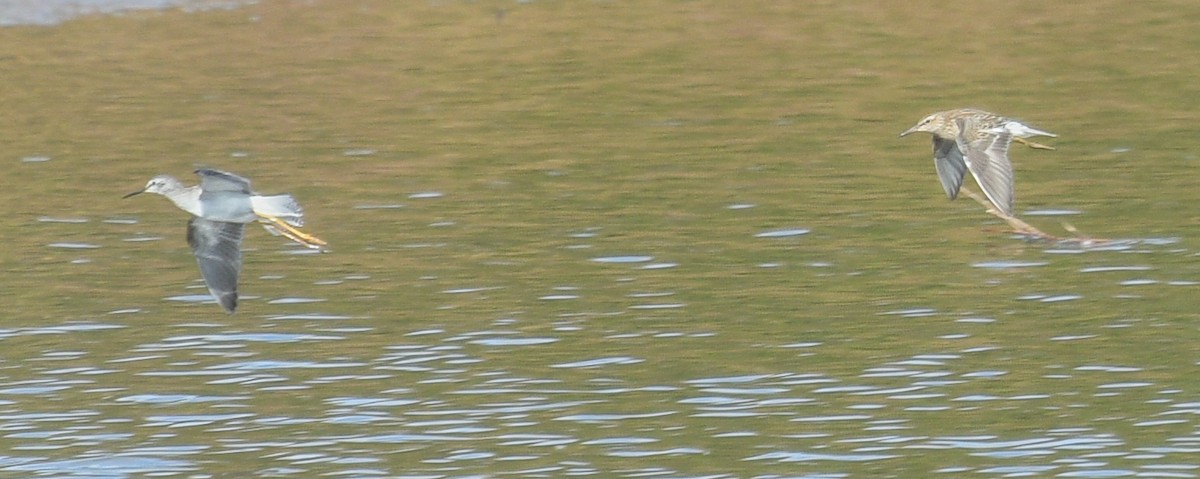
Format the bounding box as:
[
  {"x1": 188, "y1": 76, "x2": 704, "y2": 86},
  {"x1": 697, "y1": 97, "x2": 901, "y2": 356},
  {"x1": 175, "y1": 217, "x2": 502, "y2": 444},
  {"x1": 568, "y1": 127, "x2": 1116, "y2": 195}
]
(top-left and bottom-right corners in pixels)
[
  {"x1": 22, "y1": 178, "x2": 1200, "y2": 477},
  {"x1": 29, "y1": 194, "x2": 1200, "y2": 477},
  {"x1": 9, "y1": 232, "x2": 1200, "y2": 476},
  {"x1": 0, "y1": 0, "x2": 253, "y2": 26}
]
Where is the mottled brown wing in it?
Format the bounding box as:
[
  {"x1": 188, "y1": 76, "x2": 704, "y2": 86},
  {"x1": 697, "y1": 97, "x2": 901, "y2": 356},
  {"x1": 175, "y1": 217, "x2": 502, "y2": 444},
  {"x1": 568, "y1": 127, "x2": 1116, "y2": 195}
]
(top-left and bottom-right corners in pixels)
[{"x1": 956, "y1": 119, "x2": 1015, "y2": 216}]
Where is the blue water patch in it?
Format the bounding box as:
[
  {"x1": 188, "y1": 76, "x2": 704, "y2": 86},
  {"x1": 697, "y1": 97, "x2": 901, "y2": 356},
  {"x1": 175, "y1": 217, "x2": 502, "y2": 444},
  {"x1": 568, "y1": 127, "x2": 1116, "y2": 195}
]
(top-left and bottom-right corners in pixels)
[
  {"x1": 1040, "y1": 294, "x2": 1084, "y2": 303},
  {"x1": 1079, "y1": 265, "x2": 1152, "y2": 273},
  {"x1": 0, "y1": 0, "x2": 256, "y2": 27},
  {"x1": 116, "y1": 394, "x2": 246, "y2": 404},
  {"x1": 754, "y1": 228, "x2": 810, "y2": 238},
  {"x1": 972, "y1": 260, "x2": 1048, "y2": 269},
  {"x1": 265, "y1": 313, "x2": 353, "y2": 320},
  {"x1": 591, "y1": 255, "x2": 654, "y2": 263},
  {"x1": 443, "y1": 286, "x2": 503, "y2": 294},
  {"x1": 5, "y1": 456, "x2": 194, "y2": 474},
  {"x1": 744, "y1": 450, "x2": 898, "y2": 462},
  {"x1": 1024, "y1": 209, "x2": 1082, "y2": 216},
  {"x1": 1050, "y1": 334, "x2": 1097, "y2": 341},
  {"x1": 628, "y1": 303, "x2": 685, "y2": 310},
  {"x1": 47, "y1": 242, "x2": 100, "y2": 249},
  {"x1": 167, "y1": 333, "x2": 343, "y2": 343},
  {"x1": 550, "y1": 356, "x2": 644, "y2": 368},
  {"x1": 879, "y1": 308, "x2": 937, "y2": 317},
  {"x1": 37, "y1": 216, "x2": 88, "y2": 223},
  {"x1": 469, "y1": 337, "x2": 559, "y2": 346},
  {"x1": 267, "y1": 297, "x2": 327, "y2": 304}
]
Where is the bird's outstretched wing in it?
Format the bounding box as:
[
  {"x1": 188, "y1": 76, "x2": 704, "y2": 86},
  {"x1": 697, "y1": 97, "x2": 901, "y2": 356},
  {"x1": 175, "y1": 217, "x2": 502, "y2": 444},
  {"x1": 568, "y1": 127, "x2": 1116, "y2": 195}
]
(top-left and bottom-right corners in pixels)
[
  {"x1": 187, "y1": 217, "x2": 245, "y2": 314},
  {"x1": 956, "y1": 118, "x2": 1015, "y2": 216},
  {"x1": 195, "y1": 168, "x2": 252, "y2": 194},
  {"x1": 932, "y1": 136, "x2": 967, "y2": 200}
]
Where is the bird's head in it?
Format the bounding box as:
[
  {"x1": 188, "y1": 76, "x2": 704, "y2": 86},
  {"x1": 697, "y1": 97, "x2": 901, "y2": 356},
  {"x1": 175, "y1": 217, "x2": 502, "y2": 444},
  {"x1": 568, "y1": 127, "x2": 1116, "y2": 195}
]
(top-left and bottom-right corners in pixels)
[
  {"x1": 899, "y1": 112, "x2": 949, "y2": 138},
  {"x1": 123, "y1": 175, "x2": 181, "y2": 198}
]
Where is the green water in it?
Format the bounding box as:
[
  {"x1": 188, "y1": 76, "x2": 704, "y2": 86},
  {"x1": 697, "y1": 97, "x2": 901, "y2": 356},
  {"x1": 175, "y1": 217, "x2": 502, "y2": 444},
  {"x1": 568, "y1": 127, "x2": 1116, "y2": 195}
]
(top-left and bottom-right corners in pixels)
[{"x1": 1, "y1": 1, "x2": 1199, "y2": 476}]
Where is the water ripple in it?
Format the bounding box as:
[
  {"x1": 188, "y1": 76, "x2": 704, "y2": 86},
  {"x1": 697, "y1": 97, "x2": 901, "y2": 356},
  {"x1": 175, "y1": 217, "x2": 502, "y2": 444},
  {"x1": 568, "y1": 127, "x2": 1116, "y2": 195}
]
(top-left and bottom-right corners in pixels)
[
  {"x1": 754, "y1": 228, "x2": 810, "y2": 238},
  {"x1": 267, "y1": 297, "x2": 327, "y2": 304},
  {"x1": 46, "y1": 242, "x2": 100, "y2": 249},
  {"x1": 1080, "y1": 265, "x2": 1153, "y2": 273},
  {"x1": 116, "y1": 394, "x2": 246, "y2": 404},
  {"x1": 607, "y1": 447, "x2": 706, "y2": 457},
  {"x1": 164, "y1": 333, "x2": 344, "y2": 343},
  {"x1": 469, "y1": 337, "x2": 559, "y2": 346},
  {"x1": 341, "y1": 433, "x2": 471, "y2": 443},
  {"x1": 409, "y1": 191, "x2": 444, "y2": 199},
  {"x1": 144, "y1": 413, "x2": 255, "y2": 427},
  {"x1": 5, "y1": 456, "x2": 195, "y2": 475},
  {"x1": 550, "y1": 357, "x2": 644, "y2": 368},
  {"x1": 37, "y1": 216, "x2": 88, "y2": 223},
  {"x1": 556, "y1": 411, "x2": 676, "y2": 422},
  {"x1": 744, "y1": 451, "x2": 898, "y2": 462},
  {"x1": 972, "y1": 260, "x2": 1049, "y2": 269},
  {"x1": 591, "y1": 255, "x2": 654, "y2": 263},
  {"x1": 210, "y1": 360, "x2": 366, "y2": 370}
]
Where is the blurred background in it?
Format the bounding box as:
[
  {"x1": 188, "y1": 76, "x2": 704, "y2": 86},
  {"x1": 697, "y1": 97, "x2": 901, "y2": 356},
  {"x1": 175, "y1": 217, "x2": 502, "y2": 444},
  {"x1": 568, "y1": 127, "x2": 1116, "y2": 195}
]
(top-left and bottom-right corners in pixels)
[{"x1": 1, "y1": 0, "x2": 1199, "y2": 476}]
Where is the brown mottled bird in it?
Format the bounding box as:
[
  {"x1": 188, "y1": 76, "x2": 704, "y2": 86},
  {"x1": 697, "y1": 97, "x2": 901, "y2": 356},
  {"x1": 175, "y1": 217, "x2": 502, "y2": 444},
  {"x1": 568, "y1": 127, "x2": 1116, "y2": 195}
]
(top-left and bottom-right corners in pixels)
[{"x1": 900, "y1": 108, "x2": 1056, "y2": 217}]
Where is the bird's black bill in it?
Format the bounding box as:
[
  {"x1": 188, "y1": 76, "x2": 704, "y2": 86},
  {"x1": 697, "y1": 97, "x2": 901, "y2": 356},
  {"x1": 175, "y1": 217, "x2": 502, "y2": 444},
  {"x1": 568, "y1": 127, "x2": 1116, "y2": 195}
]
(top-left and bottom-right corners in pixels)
[{"x1": 122, "y1": 189, "x2": 145, "y2": 199}]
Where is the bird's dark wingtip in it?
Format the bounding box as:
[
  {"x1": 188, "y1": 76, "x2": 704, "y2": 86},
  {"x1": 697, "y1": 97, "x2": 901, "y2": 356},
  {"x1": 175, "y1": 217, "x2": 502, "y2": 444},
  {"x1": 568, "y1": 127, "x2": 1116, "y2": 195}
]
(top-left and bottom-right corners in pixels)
[{"x1": 217, "y1": 292, "x2": 238, "y2": 314}]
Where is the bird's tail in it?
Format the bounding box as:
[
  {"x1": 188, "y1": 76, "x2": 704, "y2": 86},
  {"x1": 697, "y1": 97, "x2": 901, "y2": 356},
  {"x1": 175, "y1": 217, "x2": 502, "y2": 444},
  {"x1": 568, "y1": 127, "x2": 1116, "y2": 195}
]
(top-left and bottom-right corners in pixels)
[
  {"x1": 1014, "y1": 125, "x2": 1056, "y2": 138},
  {"x1": 989, "y1": 122, "x2": 1057, "y2": 138},
  {"x1": 251, "y1": 194, "x2": 304, "y2": 227}
]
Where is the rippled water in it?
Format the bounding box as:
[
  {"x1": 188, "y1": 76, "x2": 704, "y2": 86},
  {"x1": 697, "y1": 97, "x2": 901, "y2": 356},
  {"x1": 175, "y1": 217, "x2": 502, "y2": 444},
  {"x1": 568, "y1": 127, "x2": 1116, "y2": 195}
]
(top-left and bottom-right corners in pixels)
[
  {"x1": 14, "y1": 205, "x2": 1200, "y2": 477},
  {"x1": 0, "y1": 0, "x2": 252, "y2": 26},
  {"x1": 4, "y1": 1, "x2": 1200, "y2": 477}
]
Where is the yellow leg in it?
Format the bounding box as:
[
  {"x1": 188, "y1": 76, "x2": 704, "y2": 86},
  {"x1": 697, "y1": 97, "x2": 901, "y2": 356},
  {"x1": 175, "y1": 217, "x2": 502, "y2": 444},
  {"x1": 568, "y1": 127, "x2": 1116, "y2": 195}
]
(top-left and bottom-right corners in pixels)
[
  {"x1": 1014, "y1": 137, "x2": 1055, "y2": 150},
  {"x1": 258, "y1": 213, "x2": 327, "y2": 249}
]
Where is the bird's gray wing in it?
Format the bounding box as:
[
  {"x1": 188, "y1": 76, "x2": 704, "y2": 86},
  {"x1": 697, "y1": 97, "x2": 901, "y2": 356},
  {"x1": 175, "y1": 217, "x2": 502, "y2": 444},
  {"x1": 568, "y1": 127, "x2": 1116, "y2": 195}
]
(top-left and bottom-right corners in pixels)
[
  {"x1": 195, "y1": 168, "x2": 252, "y2": 194},
  {"x1": 960, "y1": 131, "x2": 1015, "y2": 216},
  {"x1": 932, "y1": 136, "x2": 967, "y2": 200},
  {"x1": 187, "y1": 218, "x2": 245, "y2": 314}
]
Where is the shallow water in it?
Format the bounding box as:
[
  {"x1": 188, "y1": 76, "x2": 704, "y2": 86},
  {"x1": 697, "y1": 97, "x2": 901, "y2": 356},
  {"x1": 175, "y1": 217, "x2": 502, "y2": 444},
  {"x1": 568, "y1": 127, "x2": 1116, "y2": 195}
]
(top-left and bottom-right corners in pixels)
[
  {"x1": 3, "y1": 1, "x2": 1200, "y2": 477},
  {"x1": 0, "y1": 0, "x2": 253, "y2": 26}
]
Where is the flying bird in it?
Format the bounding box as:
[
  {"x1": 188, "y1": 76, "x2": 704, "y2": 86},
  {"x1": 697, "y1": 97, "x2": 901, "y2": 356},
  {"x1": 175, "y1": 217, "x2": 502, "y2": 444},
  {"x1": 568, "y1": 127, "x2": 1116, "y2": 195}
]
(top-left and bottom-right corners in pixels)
[
  {"x1": 124, "y1": 168, "x2": 326, "y2": 313},
  {"x1": 900, "y1": 108, "x2": 1056, "y2": 216}
]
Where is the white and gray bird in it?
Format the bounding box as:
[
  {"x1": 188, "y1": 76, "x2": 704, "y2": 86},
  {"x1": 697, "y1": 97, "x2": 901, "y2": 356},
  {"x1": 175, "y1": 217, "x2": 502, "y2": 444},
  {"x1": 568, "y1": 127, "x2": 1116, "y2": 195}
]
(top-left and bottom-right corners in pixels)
[{"x1": 124, "y1": 168, "x2": 326, "y2": 314}]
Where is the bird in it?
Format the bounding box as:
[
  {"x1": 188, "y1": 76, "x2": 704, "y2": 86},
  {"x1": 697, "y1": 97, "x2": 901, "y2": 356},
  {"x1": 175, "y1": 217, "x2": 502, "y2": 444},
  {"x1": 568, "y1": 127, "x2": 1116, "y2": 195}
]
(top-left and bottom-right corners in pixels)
[
  {"x1": 123, "y1": 168, "x2": 326, "y2": 314},
  {"x1": 899, "y1": 108, "x2": 1056, "y2": 217},
  {"x1": 901, "y1": 108, "x2": 1056, "y2": 150}
]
